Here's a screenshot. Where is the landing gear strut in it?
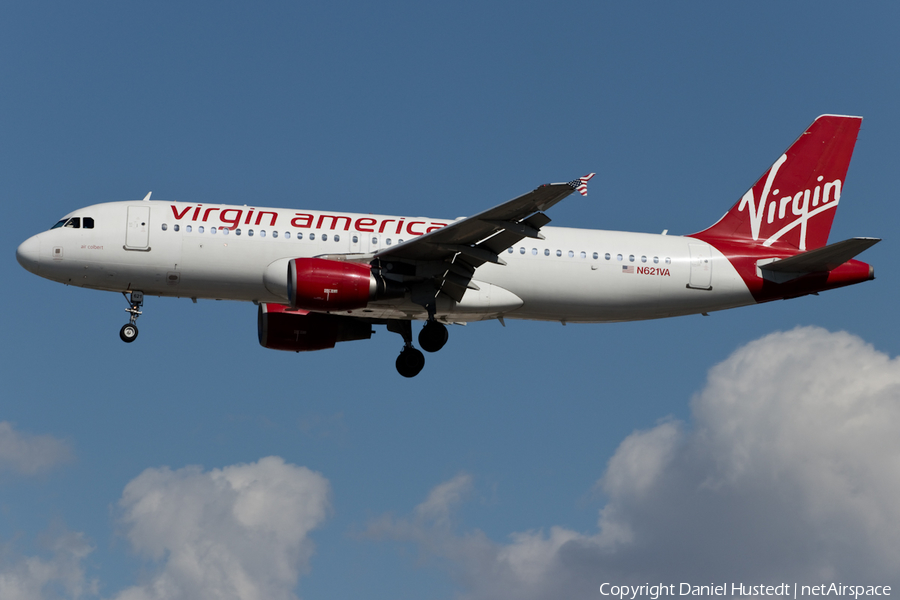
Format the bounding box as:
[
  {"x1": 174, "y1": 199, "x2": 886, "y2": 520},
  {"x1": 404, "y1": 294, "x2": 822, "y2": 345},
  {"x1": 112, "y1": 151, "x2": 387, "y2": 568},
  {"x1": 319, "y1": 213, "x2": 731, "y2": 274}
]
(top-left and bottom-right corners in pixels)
[
  {"x1": 388, "y1": 320, "x2": 425, "y2": 378},
  {"x1": 120, "y1": 291, "x2": 143, "y2": 343}
]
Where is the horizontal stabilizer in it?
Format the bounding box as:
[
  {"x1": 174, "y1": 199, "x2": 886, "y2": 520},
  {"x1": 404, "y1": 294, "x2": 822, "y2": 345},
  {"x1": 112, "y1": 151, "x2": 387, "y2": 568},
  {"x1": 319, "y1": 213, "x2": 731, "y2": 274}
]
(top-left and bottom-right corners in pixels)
[{"x1": 761, "y1": 237, "x2": 880, "y2": 274}]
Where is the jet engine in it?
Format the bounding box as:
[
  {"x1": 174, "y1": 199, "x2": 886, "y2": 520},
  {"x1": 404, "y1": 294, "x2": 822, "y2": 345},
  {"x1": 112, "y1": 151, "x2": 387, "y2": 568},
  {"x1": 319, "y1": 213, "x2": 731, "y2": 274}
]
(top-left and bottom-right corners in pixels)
[
  {"x1": 287, "y1": 257, "x2": 403, "y2": 311},
  {"x1": 258, "y1": 303, "x2": 373, "y2": 352}
]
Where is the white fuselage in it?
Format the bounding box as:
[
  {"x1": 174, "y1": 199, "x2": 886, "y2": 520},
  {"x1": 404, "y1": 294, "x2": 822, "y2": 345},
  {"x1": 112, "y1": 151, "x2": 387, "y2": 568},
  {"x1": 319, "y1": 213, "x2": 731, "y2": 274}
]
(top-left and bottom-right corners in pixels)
[{"x1": 17, "y1": 200, "x2": 756, "y2": 323}]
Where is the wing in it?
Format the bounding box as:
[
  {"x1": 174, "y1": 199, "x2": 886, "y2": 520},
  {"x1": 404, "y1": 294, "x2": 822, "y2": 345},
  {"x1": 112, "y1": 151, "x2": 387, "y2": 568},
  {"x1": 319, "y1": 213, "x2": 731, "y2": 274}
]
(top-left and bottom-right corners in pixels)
[{"x1": 371, "y1": 174, "x2": 595, "y2": 305}]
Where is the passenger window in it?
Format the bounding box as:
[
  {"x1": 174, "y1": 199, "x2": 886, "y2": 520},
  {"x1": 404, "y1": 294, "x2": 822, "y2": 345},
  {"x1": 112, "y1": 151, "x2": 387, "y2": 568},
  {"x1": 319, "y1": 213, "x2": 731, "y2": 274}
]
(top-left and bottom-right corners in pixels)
[
  {"x1": 174, "y1": 224, "x2": 180, "y2": 232},
  {"x1": 284, "y1": 231, "x2": 290, "y2": 239},
  {"x1": 297, "y1": 232, "x2": 303, "y2": 239},
  {"x1": 371, "y1": 237, "x2": 377, "y2": 244},
  {"x1": 198, "y1": 226, "x2": 205, "y2": 233},
  {"x1": 556, "y1": 250, "x2": 562, "y2": 257},
  {"x1": 544, "y1": 249, "x2": 550, "y2": 256},
  {"x1": 248, "y1": 229, "x2": 254, "y2": 237},
  {"x1": 222, "y1": 227, "x2": 229, "y2": 235},
  {"x1": 568, "y1": 250, "x2": 574, "y2": 258},
  {"x1": 352, "y1": 235, "x2": 359, "y2": 243},
  {"x1": 580, "y1": 251, "x2": 586, "y2": 259},
  {"x1": 235, "y1": 228, "x2": 241, "y2": 235},
  {"x1": 519, "y1": 247, "x2": 525, "y2": 254},
  {"x1": 260, "y1": 230, "x2": 266, "y2": 238},
  {"x1": 641, "y1": 256, "x2": 647, "y2": 263},
  {"x1": 665, "y1": 257, "x2": 671, "y2": 264},
  {"x1": 272, "y1": 231, "x2": 279, "y2": 238},
  {"x1": 83, "y1": 217, "x2": 94, "y2": 229},
  {"x1": 653, "y1": 256, "x2": 659, "y2": 264},
  {"x1": 617, "y1": 254, "x2": 623, "y2": 261},
  {"x1": 321, "y1": 234, "x2": 327, "y2": 241},
  {"x1": 532, "y1": 248, "x2": 537, "y2": 255},
  {"x1": 335, "y1": 235, "x2": 341, "y2": 242},
  {"x1": 161, "y1": 223, "x2": 168, "y2": 231},
  {"x1": 605, "y1": 253, "x2": 611, "y2": 260},
  {"x1": 186, "y1": 225, "x2": 192, "y2": 233},
  {"x1": 508, "y1": 247, "x2": 514, "y2": 253},
  {"x1": 309, "y1": 233, "x2": 315, "y2": 240},
  {"x1": 629, "y1": 255, "x2": 635, "y2": 262},
  {"x1": 210, "y1": 227, "x2": 217, "y2": 234},
  {"x1": 592, "y1": 252, "x2": 598, "y2": 259},
  {"x1": 386, "y1": 238, "x2": 392, "y2": 245}
]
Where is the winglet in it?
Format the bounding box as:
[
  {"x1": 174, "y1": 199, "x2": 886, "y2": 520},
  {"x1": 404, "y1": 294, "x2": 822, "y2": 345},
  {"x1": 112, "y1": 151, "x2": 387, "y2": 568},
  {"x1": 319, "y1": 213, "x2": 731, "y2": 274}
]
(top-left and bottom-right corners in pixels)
[
  {"x1": 142, "y1": 192, "x2": 152, "y2": 202},
  {"x1": 569, "y1": 173, "x2": 595, "y2": 197}
]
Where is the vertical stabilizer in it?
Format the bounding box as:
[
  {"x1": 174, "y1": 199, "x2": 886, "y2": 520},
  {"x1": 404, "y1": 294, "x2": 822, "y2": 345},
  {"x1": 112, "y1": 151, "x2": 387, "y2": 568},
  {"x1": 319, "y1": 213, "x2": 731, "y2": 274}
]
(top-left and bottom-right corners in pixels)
[{"x1": 693, "y1": 115, "x2": 862, "y2": 251}]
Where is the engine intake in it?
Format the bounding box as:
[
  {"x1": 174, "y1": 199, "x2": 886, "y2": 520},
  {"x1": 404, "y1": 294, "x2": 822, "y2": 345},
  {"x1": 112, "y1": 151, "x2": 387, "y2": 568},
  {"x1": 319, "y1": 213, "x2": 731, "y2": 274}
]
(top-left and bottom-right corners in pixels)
[{"x1": 287, "y1": 257, "x2": 403, "y2": 311}]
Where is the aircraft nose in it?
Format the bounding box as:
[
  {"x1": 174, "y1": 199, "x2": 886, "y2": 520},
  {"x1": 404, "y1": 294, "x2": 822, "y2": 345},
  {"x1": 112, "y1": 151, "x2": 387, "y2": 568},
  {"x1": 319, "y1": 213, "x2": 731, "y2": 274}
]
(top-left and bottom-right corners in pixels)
[{"x1": 16, "y1": 235, "x2": 42, "y2": 275}]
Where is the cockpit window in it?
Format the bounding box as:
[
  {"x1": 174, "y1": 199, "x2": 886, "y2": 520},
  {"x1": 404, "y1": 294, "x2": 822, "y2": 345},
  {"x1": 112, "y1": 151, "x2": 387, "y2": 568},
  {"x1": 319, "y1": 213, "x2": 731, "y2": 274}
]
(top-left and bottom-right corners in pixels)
[{"x1": 51, "y1": 216, "x2": 94, "y2": 230}]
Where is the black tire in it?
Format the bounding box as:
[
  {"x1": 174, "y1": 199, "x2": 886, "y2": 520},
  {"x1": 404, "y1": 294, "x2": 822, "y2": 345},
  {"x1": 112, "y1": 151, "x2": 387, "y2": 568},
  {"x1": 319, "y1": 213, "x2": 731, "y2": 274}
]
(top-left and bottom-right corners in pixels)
[
  {"x1": 120, "y1": 323, "x2": 139, "y2": 343},
  {"x1": 396, "y1": 347, "x2": 425, "y2": 378},
  {"x1": 418, "y1": 321, "x2": 448, "y2": 353}
]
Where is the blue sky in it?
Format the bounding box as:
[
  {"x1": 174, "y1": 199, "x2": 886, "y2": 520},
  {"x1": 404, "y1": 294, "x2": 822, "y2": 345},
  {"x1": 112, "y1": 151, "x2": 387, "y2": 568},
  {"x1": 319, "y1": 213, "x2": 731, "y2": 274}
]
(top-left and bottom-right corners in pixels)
[{"x1": 2, "y1": 2, "x2": 899, "y2": 599}]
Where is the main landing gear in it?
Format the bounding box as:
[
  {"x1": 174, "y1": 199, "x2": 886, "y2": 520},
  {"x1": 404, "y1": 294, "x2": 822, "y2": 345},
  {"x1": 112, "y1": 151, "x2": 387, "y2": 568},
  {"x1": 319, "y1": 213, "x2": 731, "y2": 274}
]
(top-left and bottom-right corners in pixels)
[
  {"x1": 418, "y1": 320, "x2": 448, "y2": 353},
  {"x1": 388, "y1": 319, "x2": 449, "y2": 378},
  {"x1": 119, "y1": 290, "x2": 143, "y2": 343}
]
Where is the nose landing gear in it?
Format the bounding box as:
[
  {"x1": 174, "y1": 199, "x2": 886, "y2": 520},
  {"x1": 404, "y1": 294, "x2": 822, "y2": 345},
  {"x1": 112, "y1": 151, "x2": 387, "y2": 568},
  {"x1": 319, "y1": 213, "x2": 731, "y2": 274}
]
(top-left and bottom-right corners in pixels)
[{"x1": 119, "y1": 291, "x2": 143, "y2": 343}]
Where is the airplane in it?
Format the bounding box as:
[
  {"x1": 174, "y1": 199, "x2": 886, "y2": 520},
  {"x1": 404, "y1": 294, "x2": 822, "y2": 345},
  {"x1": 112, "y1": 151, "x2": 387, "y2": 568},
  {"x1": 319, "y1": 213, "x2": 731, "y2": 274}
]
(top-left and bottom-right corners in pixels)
[{"x1": 16, "y1": 115, "x2": 879, "y2": 377}]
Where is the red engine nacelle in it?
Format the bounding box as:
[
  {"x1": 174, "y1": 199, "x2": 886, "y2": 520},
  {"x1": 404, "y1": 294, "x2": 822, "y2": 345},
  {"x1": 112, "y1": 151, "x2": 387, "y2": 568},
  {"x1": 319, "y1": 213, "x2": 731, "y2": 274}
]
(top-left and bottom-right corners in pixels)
[
  {"x1": 287, "y1": 257, "x2": 402, "y2": 311},
  {"x1": 258, "y1": 303, "x2": 373, "y2": 352}
]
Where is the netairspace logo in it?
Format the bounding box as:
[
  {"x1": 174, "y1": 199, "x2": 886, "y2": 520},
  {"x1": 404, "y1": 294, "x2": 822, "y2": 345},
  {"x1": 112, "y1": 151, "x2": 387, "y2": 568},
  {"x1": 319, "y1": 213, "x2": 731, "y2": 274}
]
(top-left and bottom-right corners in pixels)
[{"x1": 600, "y1": 583, "x2": 892, "y2": 599}]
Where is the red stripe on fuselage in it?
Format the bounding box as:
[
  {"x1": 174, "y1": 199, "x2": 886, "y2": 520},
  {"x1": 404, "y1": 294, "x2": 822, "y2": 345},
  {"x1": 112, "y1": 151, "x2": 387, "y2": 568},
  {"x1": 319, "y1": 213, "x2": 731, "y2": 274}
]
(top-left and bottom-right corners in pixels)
[{"x1": 690, "y1": 235, "x2": 873, "y2": 303}]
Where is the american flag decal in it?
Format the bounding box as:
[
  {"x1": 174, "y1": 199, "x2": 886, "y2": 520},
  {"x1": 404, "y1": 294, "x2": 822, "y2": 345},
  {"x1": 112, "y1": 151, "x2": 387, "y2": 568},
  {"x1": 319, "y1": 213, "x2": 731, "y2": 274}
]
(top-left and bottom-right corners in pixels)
[
  {"x1": 568, "y1": 172, "x2": 596, "y2": 197},
  {"x1": 622, "y1": 265, "x2": 634, "y2": 274}
]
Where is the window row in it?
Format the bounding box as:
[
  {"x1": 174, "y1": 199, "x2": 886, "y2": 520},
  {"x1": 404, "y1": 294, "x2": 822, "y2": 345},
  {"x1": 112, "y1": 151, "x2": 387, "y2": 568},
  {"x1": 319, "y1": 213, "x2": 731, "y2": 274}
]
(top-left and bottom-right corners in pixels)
[
  {"x1": 507, "y1": 246, "x2": 672, "y2": 264},
  {"x1": 157, "y1": 223, "x2": 670, "y2": 263},
  {"x1": 159, "y1": 223, "x2": 412, "y2": 246}
]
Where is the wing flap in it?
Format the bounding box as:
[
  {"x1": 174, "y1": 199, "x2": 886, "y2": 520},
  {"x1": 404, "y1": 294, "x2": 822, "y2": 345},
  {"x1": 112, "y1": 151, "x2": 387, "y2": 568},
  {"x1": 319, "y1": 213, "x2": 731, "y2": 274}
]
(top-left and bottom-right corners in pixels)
[
  {"x1": 372, "y1": 175, "x2": 592, "y2": 307},
  {"x1": 374, "y1": 182, "x2": 578, "y2": 263}
]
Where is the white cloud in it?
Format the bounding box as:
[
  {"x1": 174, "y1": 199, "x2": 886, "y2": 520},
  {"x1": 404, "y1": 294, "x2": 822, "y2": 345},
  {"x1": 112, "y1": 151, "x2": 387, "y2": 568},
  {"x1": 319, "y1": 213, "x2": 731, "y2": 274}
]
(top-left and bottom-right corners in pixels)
[
  {"x1": 415, "y1": 473, "x2": 473, "y2": 525},
  {"x1": 0, "y1": 422, "x2": 73, "y2": 475},
  {"x1": 0, "y1": 528, "x2": 96, "y2": 600},
  {"x1": 368, "y1": 327, "x2": 900, "y2": 598},
  {"x1": 113, "y1": 456, "x2": 331, "y2": 600}
]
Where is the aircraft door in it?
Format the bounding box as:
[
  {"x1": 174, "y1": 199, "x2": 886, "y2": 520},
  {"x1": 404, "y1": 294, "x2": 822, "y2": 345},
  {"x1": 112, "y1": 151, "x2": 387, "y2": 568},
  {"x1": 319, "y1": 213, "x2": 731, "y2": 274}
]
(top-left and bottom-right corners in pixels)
[
  {"x1": 125, "y1": 206, "x2": 151, "y2": 250},
  {"x1": 687, "y1": 243, "x2": 712, "y2": 290}
]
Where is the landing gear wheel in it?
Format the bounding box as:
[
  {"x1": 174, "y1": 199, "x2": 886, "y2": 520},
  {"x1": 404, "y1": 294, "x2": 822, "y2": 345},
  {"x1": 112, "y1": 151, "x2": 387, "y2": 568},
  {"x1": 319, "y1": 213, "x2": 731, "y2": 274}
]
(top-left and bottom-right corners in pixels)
[
  {"x1": 120, "y1": 290, "x2": 144, "y2": 343},
  {"x1": 396, "y1": 347, "x2": 425, "y2": 378},
  {"x1": 120, "y1": 323, "x2": 139, "y2": 343},
  {"x1": 418, "y1": 321, "x2": 448, "y2": 353}
]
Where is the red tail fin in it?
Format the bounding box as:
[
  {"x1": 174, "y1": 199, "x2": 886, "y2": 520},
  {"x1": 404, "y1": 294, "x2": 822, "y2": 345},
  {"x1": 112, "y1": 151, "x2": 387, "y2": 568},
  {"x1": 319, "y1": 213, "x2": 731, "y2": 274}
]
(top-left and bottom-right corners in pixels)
[{"x1": 693, "y1": 115, "x2": 862, "y2": 251}]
